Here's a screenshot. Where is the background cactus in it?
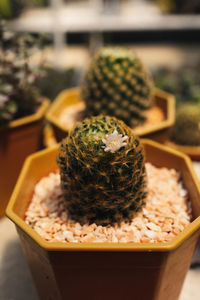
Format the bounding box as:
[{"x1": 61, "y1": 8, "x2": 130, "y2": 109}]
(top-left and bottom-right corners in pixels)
[
  {"x1": 57, "y1": 115, "x2": 146, "y2": 226},
  {"x1": 81, "y1": 47, "x2": 154, "y2": 128},
  {"x1": 170, "y1": 104, "x2": 200, "y2": 146},
  {"x1": 153, "y1": 64, "x2": 200, "y2": 105}
]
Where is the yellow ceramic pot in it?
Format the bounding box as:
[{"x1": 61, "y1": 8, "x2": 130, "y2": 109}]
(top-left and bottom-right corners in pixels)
[
  {"x1": 46, "y1": 87, "x2": 175, "y2": 143},
  {"x1": 6, "y1": 140, "x2": 200, "y2": 300},
  {"x1": 0, "y1": 98, "x2": 49, "y2": 217}
]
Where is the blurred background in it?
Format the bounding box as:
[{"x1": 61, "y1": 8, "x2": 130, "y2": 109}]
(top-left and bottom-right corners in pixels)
[
  {"x1": 1, "y1": 0, "x2": 200, "y2": 103},
  {"x1": 1, "y1": 1, "x2": 200, "y2": 299}
]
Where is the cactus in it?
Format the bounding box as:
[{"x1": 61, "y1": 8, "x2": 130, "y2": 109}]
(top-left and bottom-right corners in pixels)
[
  {"x1": 81, "y1": 47, "x2": 153, "y2": 128},
  {"x1": 170, "y1": 104, "x2": 200, "y2": 146},
  {"x1": 57, "y1": 115, "x2": 147, "y2": 226}
]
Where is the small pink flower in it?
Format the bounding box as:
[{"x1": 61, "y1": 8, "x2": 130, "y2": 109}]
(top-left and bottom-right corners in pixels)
[{"x1": 102, "y1": 130, "x2": 128, "y2": 153}]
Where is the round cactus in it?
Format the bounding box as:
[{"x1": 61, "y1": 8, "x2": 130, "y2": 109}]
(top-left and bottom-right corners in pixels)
[
  {"x1": 170, "y1": 104, "x2": 200, "y2": 146},
  {"x1": 81, "y1": 47, "x2": 154, "y2": 128},
  {"x1": 57, "y1": 115, "x2": 147, "y2": 226}
]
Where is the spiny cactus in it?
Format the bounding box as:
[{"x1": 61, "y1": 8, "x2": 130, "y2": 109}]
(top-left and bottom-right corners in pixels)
[
  {"x1": 57, "y1": 115, "x2": 147, "y2": 226},
  {"x1": 81, "y1": 47, "x2": 154, "y2": 128},
  {"x1": 170, "y1": 104, "x2": 200, "y2": 146}
]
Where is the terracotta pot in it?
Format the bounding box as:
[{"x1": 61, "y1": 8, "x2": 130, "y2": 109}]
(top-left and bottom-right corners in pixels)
[
  {"x1": 46, "y1": 87, "x2": 175, "y2": 143},
  {"x1": 6, "y1": 140, "x2": 200, "y2": 300},
  {"x1": 0, "y1": 98, "x2": 49, "y2": 217}
]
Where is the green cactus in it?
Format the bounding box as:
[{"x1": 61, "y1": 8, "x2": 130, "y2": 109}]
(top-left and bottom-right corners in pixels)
[
  {"x1": 57, "y1": 115, "x2": 147, "y2": 226},
  {"x1": 170, "y1": 104, "x2": 200, "y2": 146},
  {"x1": 81, "y1": 47, "x2": 154, "y2": 128}
]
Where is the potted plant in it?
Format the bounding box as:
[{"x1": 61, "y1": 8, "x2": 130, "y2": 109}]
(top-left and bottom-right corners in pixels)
[
  {"x1": 46, "y1": 47, "x2": 175, "y2": 143},
  {"x1": 0, "y1": 22, "x2": 49, "y2": 217},
  {"x1": 6, "y1": 115, "x2": 200, "y2": 300},
  {"x1": 166, "y1": 103, "x2": 200, "y2": 160}
]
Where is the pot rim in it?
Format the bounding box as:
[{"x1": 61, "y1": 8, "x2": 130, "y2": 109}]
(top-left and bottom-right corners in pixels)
[
  {"x1": 166, "y1": 140, "x2": 200, "y2": 160},
  {"x1": 46, "y1": 87, "x2": 175, "y2": 137},
  {"x1": 6, "y1": 140, "x2": 200, "y2": 252},
  {"x1": 0, "y1": 97, "x2": 49, "y2": 131}
]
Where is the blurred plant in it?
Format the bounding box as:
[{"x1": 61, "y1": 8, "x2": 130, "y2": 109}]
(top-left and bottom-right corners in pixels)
[
  {"x1": 157, "y1": 0, "x2": 200, "y2": 14},
  {"x1": 0, "y1": 21, "x2": 43, "y2": 126},
  {"x1": 0, "y1": 0, "x2": 49, "y2": 20},
  {"x1": 32, "y1": 0, "x2": 49, "y2": 7},
  {"x1": 170, "y1": 104, "x2": 200, "y2": 146},
  {"x1": 153, "y1": 64, "x2": 200, "y2": 105},
  {"x1": 0, "y1": 0, "x2": 25, "y2": 19},
  {"x1": 81, "y1": 46, "x2": 153, "y2": 128},
  {"x1": 36, "y1": 66, "x2": 76, "y2": 101}
]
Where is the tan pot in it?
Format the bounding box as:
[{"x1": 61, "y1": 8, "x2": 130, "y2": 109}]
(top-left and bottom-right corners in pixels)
[
  {"x1": 46, "y1": 87, "x2": 175, "y2": 143},
  {"x1": 6, "y1": 140, "x2": 200, "y2": 300},
  {"x1": 166, "y1": 140, "x2": 200, "y2": 161},
  {"x1": 0, "y1": 98, "x2": 49, "y2": 217}
]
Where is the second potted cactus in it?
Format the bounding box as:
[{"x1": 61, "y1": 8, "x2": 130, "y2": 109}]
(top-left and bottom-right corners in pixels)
[
  {"x1": 166, "y1": 104, "x2": 200, "y2": 160},
  {"x1": 46, "y1": 47, "x2": 175, "y2": 144}
]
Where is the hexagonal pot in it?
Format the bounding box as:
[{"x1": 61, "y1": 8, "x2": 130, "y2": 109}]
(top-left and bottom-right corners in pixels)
[
  {"x1": 0, "y1": 98, "x2": 49, "y2": 217},
  {"x1": 46, "y1": 88, "x2": 175, "y2": 143},
  {"x1": 165, "y1": 140, "x2": 200, "y2": 161},
  {"x1": 6, "y1": 140, "x2": 200, "y2": 300}
]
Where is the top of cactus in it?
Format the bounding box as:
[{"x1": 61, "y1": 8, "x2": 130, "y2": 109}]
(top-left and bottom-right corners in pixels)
[
  {"x1": 70, "y1": 114, "x2": 134, "y2": 158},
  {"x1": 97, "y1": 47, "x2": 136, "y2": 59}
]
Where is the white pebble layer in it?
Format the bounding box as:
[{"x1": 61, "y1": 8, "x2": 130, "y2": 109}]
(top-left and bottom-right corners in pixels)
[{"x1": 25, "y1": 163, "x2": 191, "y2": 243}]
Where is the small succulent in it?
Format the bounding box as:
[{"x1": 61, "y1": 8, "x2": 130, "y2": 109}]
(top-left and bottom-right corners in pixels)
[
  {"x1": 0, "y1": 21, "x2": 43, "y2": 126},
  {"x1": 57, "y1": 115, "x2": 147, "y2": 226},
  {"x1": 81, "y1": 47, "x2": 154, "y2": 128},
  {"x1": 170, "y1": 104, "x2": 200, "y2": 146}
]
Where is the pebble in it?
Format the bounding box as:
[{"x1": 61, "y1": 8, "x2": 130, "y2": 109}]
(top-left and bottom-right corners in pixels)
[{"x1": 25, "y1": 163, "x2": 191, "y2": 243}]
